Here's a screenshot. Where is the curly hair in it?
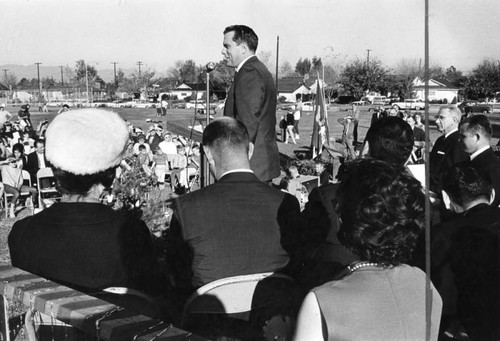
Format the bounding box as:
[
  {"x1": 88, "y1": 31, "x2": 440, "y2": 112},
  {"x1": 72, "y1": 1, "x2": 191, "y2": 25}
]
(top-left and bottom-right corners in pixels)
[{"x1": 336, "y1": 158, "x2": 425, "y2": 266}]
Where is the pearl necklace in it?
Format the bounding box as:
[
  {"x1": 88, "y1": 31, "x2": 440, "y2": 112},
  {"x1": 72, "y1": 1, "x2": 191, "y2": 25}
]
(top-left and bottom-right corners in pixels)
[{"x1": 347, "y1": 261, "x2": 382, "y2": 273}]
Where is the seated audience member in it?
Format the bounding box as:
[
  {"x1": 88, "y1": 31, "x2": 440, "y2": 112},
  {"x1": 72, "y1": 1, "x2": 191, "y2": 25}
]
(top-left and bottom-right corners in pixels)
[
  {"x1": 429, "y1": 162, "x2": 500, "y2": 340},
  {"x1": 19, "y1": 130, "x2": 35, "y2": 154},
  {"x1": 459, "y1": 114, "x2": 500, "y2": 207},
  {"x1": 25, "y1": 139, "x2": 47, "y2": 186},
  {"x1": 414, "y1": 112, "x2": 425, "y2": 131},
  {"x1": 300, "y1": 117, "x2": 414, "y2": 288},
  {"x1": 314, "y1": 160, "x2": 329, "y2": 186},
  {"x1": 8, "y1": 109, "x2": 166, "y2": 315},
  {"x1": 170, "y1": 145, "x2": 188, "y2": 191},
  {"x1": 11, "y1": 142, "x2": 28, "y2": 169},
  {"x1": 294, "y1": 159, "x2": 442, "y2": 341},
  {"x1": 146, "y1": 125, "x2": 163, "y2": 152},
  {"x1": 152, "y1": 147, "x2": 169, "y2": 190},
  {"x1": 132, "y1": 134, "x2": 151, "y2": 156},
  {"x1": 158, "y1": 132, "x2": 177, "y2": 156},
  {"x1": 285, "y1": 165, "x2": 309, "y2": 210},
  {"x1": 176, "y1": 144, "x2": 201, "y2": 191},
  {"x1": 0, "y1": 156, "x2": 37, "y2": 218},
  {"x1": 164, "y1": 117, "x2": 301, "y2": 292}
]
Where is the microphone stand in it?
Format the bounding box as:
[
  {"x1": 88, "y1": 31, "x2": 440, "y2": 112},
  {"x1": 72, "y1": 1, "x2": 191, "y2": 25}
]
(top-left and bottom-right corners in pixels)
[{"x1": 200, "y1": 62, "x2": 216, "y2": 188}]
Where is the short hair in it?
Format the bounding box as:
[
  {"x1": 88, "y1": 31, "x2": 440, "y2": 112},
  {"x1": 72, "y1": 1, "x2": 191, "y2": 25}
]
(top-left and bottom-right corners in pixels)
[
  {"x1": 365, "y1": 117, "x2": 414, "y2": 165},
  {"x1": 460, "y1": 114, "x2": 492, "y2": 139},
  {"x1": 223, "y1": 25, "x2": 258, "y2": 52},
  {"x1": 439, "y1": 105, "x2": 462, "y2": 122},
  {"x1": 138, "y1": 144, "x2": 146, "y2": 151},
  {"x1": 34, "y1": 138, "x2": 45, "y2": 147},
  {"x1": 336, "y1": 158, "x2": 425, "y2": 265},
  {"x1": 442, "y1": 161, "x2": 492, "y2": 207},
  {"x1": 12, "y1": 143, "x2": 24, "y2": 155},
  {"x1": 202, "y1": 117, "x2": 249, "y2": 156},
  {"x1": 53, "y1": 167, "x2": 116, "y2": 195}
]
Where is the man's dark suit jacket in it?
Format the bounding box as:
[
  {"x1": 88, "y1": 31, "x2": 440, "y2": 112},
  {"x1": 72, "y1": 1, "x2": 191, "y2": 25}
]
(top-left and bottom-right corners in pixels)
[
  {"x1": 370, "y1": 110, "x2": 388, "y2": 126},
  {"x1": 25, "y1": 151, "x2": 46, "y2": 185},
  {"x1": 166, "y1": 171, "x2": 301, "y2": 289},
  {"x1": 471, "y1": 147, "x2": 500, "y2": 207},
  {"x1": 224, "y1": 56, "x2": 280, "y2": 181},
  {"x1": 429, "y1": 204, "x2": 500, "y2": 339},
  {"x1": 429, "y1": 130, "x2": 468, "y2": 194}
]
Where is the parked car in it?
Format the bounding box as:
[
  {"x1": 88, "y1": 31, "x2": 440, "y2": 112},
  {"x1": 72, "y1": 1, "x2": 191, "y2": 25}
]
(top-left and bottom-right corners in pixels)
[
  {"x1": 391, "y1": 99, "x2": 424, "y2": 110},
  {"x1": 458, "y1": 101, "x2": 493, "y2": 114},
  {"x1": 277, "y1": 102, "x2": 294, "y2": 111},
  {"x1": 185, "y1": 101, "x2": 206, "y2": 109},
  {"x1": 372, "y1": 96, "x2": 390, "y2": 105},
  {"x1": 133, "y1": 100, "x2": 155, "y2": 109},
  {"x1": 351, "y1": 100, "x2": 370, "y2": 106},
  {"x1": 302, "y1": 101, "x2": 330, "y2": 111}
]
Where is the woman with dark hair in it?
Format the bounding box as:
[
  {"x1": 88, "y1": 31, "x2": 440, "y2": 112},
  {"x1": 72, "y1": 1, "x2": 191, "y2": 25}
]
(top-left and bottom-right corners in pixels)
[
  {"x1": 293, "y1": 159, "x2": 442, "y2": 340},
  {"x1": 8, "y1": 109, "x2": 165, "y2": 315}
]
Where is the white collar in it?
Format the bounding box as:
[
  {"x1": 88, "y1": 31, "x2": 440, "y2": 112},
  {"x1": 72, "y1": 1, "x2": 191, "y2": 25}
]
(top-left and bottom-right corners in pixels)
[
  {"x1": 236, "y1": 55, "x2": 256, "y2": 72},
  {"x1": 470, "y1": 145, "x2": 490, "y2": 160},
  {"x1": 444, "y1": 127, "x2": 458, "y2": 139},
  {"x1": 220, "y1": 168, "x2": 254, "y2": 178}
]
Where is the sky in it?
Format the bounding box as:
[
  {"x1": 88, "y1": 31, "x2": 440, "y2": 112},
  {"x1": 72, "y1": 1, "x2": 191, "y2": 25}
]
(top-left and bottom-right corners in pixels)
[{"x1": 1, "y1": 0, "x2": 500, "y2": 77}]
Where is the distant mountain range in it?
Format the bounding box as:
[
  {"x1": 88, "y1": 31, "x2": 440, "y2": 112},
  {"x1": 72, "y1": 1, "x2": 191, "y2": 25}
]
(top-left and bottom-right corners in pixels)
[{"x1": 0, "y1": 64, "x2": 164, "y2": 83}]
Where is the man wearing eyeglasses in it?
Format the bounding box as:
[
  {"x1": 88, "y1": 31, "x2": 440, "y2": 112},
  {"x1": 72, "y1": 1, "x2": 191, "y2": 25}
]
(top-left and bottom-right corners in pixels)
[
  {"x1": 222, "y1": 25, "x2": 280, "y2": 183},
  {"x1": 429, "y1": 105, "x2": 468, "y2": 195}
]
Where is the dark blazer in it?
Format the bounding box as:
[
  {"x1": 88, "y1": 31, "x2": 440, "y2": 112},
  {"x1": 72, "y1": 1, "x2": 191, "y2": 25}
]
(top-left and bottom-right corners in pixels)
[
  {"x1": 224, "y1": 56, "x2": 280, "y2": 181},
  {"x1": 9, "y1": 203, "x2": 164, "y2": 296},
  {"x1": 471, "y1": 147, "x2": 500, "y2": 207},
  {"x1": 429, "y1": 204, "x2": 500, "y2": 339},
  {"x1": 25, "y1": 151, "x2": 45, "y2": 184},
  {"x1": 370, "y1": 110, "x2": 388, "y2": 126},
  {"x1": 429, "y1": 130, "x2": 468, "y2": 194},
  {"x1": 165, "y1": 171, "x2": 301, "y2": 289}
]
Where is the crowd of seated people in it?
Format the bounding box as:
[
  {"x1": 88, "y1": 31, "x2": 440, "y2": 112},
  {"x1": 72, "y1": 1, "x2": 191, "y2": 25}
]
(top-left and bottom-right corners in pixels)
[{"x1": 6, "y1": 104, "x2": 500, "y2": 340}]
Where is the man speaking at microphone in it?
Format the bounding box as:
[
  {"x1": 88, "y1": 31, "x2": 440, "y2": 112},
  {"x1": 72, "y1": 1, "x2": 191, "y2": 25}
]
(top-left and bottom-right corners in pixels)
[{"x1": 222, "y1": 25, "x2": 280, "y2": 182}]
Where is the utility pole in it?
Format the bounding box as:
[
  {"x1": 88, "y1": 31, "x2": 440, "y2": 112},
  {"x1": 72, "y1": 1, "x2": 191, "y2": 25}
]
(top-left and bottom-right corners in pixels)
[
  {"x1": 275, "y1": 36, "x2": 279, "y2": 91},
  {"x1": 59, "y1": 66, "x2": 64, "y2": 85},
  {"x1": 2, "y1": 69, "x2": 8, "y2": 82},
  {"x1": 111, "y1": 62, "x2": 118, "y2": 86},
  {"x1": 137, "y1": 61, "x2": 142, "y2": 76},
  {"x1": 35, "y1": 62, "x2": 42, "y2": 101}
]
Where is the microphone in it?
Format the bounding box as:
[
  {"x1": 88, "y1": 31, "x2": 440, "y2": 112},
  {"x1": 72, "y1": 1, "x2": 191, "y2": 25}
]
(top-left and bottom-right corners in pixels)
[{"x1": 206, "y1": 62, "x2": 216, "y2": 73}]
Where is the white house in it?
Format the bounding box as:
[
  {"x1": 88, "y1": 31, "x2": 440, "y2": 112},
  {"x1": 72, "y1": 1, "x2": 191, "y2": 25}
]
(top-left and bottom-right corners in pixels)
[
  {"x1": 412, "y1": 77, "x2": 459, "y2": 103},
  {"x1": 170, "y1": 83, "x2": 206, "y2": 100}
]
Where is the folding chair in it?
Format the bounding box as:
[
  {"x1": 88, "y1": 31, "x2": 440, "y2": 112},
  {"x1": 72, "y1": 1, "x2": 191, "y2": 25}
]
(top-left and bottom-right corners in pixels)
[
  {"x1": 37, "y1": 167, "x2": 61, "y2": 209},
  {"x1": 181, "y1": 272, "x2": 300, "y2": 340},
  {"x1": 4, "y1": 170, "x2": 33, "y2": 218}
]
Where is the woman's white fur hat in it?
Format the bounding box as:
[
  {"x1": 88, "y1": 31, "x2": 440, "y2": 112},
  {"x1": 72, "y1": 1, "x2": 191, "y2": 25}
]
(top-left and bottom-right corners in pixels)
[{"x1": 45, "y1": 109, "x2": 129, "y2": 175}]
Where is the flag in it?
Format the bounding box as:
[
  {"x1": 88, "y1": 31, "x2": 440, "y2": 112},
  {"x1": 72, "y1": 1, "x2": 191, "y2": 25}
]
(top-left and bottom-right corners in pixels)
[{"x1": 310, "y1": 79, "x2": 330, "y2": 158}]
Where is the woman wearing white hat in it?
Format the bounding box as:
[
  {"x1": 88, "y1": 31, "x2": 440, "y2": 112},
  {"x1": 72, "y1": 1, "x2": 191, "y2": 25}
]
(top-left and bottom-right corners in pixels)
[{"x1": 8, "y1": 109, "x2": 166, "y2": 313}]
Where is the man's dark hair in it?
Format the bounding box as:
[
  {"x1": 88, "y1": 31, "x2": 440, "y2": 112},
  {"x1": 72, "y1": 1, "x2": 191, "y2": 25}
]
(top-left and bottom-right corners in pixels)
[
  {"x1": 442, "y1": 161, "x2": 492, "y2": 207},
  {"x1": 34, "y1": 138, "x2": 45, "y2": 147},
  {"x1": 336, "y1": 158, "x2": 425, "y2": 266},
  {"x1": 202, "y1": 117, "x2": 249, "y2": 156},
  {"x1": 365, "y1": 117, "x2": 414, "y2": 165},
  {"x1": 460, "y1": 114, "x2": 492, "y2": 139},
  {"x1": 223, "y1": 25, "x2": 258, "y2": 52},
  {"x1": 53, "y1": 167, "x2": 116, "y2": 195},
  {"x1": 138, "y1": 144, "x2": 146, "y2": 151}
]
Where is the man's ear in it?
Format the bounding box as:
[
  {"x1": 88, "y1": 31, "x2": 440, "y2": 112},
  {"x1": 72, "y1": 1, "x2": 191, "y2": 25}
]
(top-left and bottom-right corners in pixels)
[
  {"x1": 204, "y1": 147, "x2": 214, "y2": 166},
  {"x1": 441, "y1": 190, "x2": 452, "y2": 211},
  {"x1": 248, "y1": 142, "x2": 254, "y2": 160},
  {"x1": 490, "y1": 188, "x2": 496, "y2": 205}
]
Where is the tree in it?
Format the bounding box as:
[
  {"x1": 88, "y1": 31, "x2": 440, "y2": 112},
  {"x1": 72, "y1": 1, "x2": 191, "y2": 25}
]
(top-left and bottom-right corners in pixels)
[
  {"x1": 295, "y1": 58, "x2": 312, "y2": 76},
  {"x1": 311, "y1": 56, "x2": 322, "y2": 74},
  {"x1": 212, "y1": 59, "x2": 235, "y2": 98},
  {"x1": 168, "y1": 60, "x2": 200, "y2": 83},
  {"x1": 74, "y1": 60, "x2": 98, "y2": 82},
  {"x1": 3, "y1": 73, "x2": 17, "y2": 90},
  {"x1": 257, "y1": 50, "x2": 275, "y2": 75},
  {"x1": 339, "y1": 58, "x2": 391, "y2": 99},
  {"x1": 464, "y1": 59, "x2": 500, "y2": 100},
  {"x1": 279, "y1": 60, "x2": 295, "y2": 77}
]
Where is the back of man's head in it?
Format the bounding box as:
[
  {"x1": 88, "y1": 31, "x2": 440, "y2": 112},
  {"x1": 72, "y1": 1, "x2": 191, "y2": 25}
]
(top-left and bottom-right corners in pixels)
[
  {"x1": 223, "y1": 25, "x2": 259, "y2": 52},
  {"x1": 202, "y1": 117, "x2": 250, "y2": 165},
  {"x1": 442, "y1": 161, "x2": 492, "y2": 209},
  {"x1": 460, "y1": 114, "x2": 493, "y2": 140},
  {"x1": 364, "y1": 117, "x2": 414, "y2": 165}
]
